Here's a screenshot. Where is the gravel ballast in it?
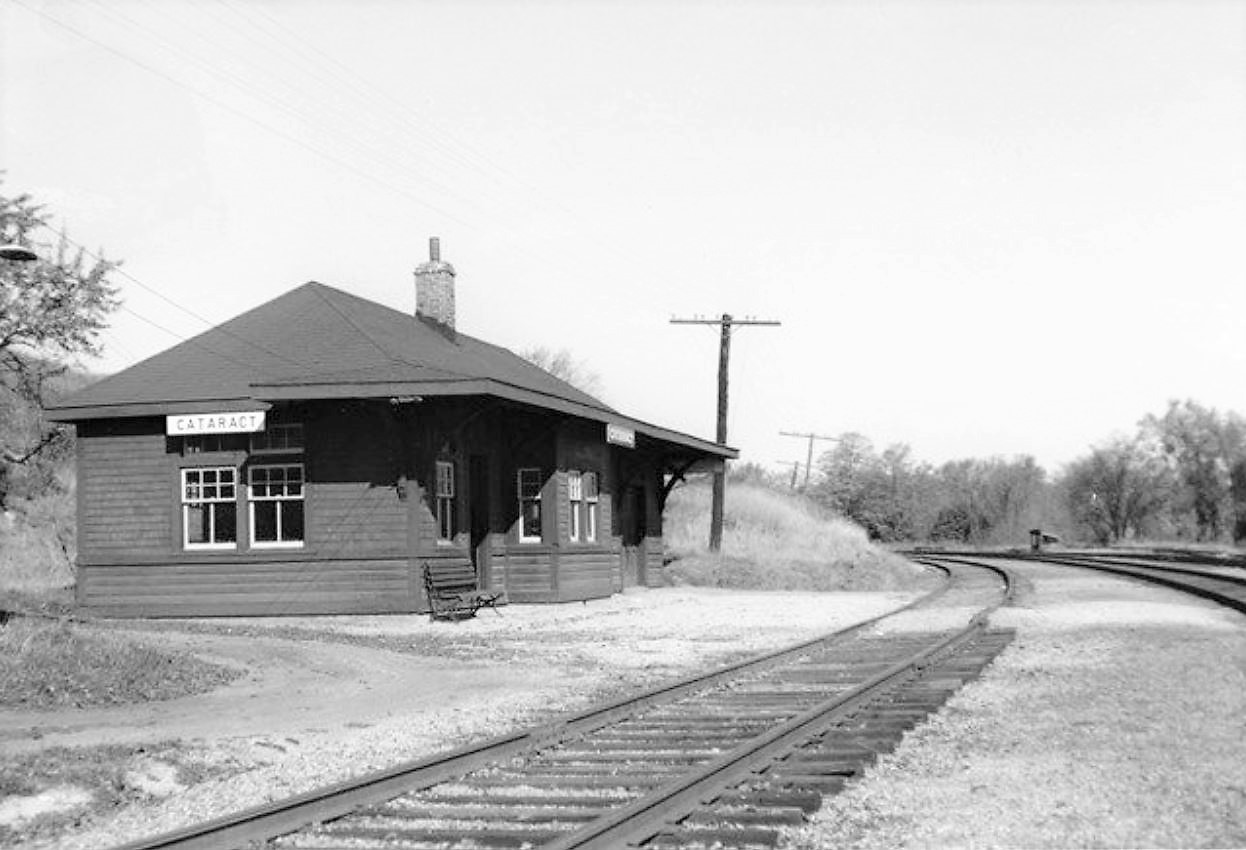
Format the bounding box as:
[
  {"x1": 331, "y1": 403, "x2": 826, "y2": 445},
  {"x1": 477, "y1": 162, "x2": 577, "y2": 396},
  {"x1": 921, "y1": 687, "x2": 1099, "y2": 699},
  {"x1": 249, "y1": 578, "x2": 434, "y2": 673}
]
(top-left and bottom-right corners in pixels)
[
  {"x1": 787, "y1": 560, "x2": 1246, "y2": 849},
  {"x1": 3, "y1": 587, "x2": 915, "y2": 849}
]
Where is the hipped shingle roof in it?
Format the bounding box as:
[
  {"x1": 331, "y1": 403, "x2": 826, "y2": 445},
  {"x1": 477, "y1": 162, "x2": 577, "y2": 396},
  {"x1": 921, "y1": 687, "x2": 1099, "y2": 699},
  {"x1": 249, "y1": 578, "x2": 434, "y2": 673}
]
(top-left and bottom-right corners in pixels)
[{"x1": 49, "y1": 282, "x2": 734, "y2": 458}]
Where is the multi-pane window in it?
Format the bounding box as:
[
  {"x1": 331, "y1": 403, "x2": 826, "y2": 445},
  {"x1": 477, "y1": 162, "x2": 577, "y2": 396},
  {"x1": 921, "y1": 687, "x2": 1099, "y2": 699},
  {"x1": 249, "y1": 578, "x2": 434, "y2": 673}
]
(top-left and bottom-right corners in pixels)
[
  {"x1": 183, "y1": 434, "x2": 247, "y2": 454},
  {"x1": 251, "y1": 423, "x2": 304, "y2": 454},
  {"x1": 567, "y1": 472, "x2": 583, "y2": 542},
  {"x1": 517, "y1": 468, "x2": 542, "y2": 542},
  {"x1": 182, "y1": 467, "x2": 237, "y2": 549},
  {"x1": 583, "y1": 472, "x2": 599, "y2": 542},
  {"x1": 249, "y1": 464, "x2": 305, "y2": 546},
  {"x1": 435, "y1": 460, "x2": 455, "y2": 542}
]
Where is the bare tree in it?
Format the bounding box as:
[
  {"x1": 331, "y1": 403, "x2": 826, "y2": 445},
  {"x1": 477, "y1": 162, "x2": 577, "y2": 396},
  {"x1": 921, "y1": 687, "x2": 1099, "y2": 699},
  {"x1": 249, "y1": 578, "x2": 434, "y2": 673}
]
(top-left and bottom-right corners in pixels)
[{"x1": 518, "y1": 346, "x2": 603, "y2": 399}]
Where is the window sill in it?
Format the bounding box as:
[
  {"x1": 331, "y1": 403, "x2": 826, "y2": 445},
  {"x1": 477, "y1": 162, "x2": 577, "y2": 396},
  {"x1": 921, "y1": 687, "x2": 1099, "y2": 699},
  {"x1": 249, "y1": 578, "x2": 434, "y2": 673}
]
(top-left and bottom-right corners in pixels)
[{"x1": 250, "y1": 542, "x2": 305, "y2": 550}]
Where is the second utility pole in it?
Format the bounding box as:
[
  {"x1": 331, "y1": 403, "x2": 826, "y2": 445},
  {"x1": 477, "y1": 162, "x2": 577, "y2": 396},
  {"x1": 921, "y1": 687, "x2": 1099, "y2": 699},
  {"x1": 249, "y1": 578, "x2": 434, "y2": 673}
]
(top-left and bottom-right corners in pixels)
[{"x1": 671, "y1": 313, "x2": 780, "y2": 551}]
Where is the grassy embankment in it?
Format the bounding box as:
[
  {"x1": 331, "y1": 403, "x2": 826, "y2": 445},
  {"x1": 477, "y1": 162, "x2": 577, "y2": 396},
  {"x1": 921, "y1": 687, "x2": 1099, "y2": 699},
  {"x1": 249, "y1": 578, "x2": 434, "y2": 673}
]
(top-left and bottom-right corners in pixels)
[
  {"x1": 662, "y1": 478, "x2": 930, "y2": 591},
  {"x1": 1, "y1": 475, "x2": 237, "y2": 711}
]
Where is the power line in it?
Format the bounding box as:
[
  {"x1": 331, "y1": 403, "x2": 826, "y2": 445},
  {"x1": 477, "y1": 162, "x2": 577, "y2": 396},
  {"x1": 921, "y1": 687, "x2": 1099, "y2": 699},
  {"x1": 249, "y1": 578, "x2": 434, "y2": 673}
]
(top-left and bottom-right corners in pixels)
[
  {"x1": 779, "y1": 430, "x2": 841, "y2": 490},
  {"x1": 14, "y1": 0, "x2": 654, "y2": 285},
  {"x1": 670, "y1": 313, "x2": 781, "y2": 551}
]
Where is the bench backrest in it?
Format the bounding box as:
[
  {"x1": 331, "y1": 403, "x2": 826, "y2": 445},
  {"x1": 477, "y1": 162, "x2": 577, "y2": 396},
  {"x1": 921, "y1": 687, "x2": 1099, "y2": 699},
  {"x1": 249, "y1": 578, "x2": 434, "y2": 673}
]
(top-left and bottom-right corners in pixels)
[{"x1": 424, "y1": 562, "x2": 479, "y2": 595}]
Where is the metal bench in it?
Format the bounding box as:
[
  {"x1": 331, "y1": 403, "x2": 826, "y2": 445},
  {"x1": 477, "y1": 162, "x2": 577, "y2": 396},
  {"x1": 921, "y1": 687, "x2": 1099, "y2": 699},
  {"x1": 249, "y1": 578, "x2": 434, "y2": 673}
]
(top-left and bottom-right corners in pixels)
[{"x1": 422, "y1": 561, "x2": 504, "y2": 621}]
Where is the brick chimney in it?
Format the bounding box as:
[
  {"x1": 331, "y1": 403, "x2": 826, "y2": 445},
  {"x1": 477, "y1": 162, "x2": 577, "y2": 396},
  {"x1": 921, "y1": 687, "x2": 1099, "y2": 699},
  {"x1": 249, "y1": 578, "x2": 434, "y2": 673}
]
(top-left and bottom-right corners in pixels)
[{"x1": 414, "y1": 237, "x2": 456, "y2": 331}]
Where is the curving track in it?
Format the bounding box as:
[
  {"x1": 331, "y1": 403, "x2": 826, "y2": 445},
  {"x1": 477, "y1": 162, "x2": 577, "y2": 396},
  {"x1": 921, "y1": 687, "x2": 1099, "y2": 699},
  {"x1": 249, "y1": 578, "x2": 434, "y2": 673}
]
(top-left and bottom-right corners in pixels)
[
  {"x1": 112, "y1": 558, "x2": 1017, "y2": 850},
  {"x1": 1015, "y1": 552, "x2": 1246, "y2": 616}
]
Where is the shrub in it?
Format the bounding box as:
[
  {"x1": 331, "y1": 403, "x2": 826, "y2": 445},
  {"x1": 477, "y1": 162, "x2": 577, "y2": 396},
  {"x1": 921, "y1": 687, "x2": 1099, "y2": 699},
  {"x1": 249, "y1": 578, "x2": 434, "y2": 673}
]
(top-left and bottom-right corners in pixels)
[{"x1": 663, "y1": 478, "x2": 929, "y2": 591}]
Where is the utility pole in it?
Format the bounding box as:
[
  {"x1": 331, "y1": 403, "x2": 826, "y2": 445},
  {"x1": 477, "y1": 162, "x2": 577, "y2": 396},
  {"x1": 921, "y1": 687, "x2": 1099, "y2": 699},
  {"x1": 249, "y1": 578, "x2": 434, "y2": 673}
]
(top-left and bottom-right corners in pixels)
[
  {"x1": 671, "y1": 313, "x2": 780, "y2": 551},
  {"x1": 776, "y1": 460, "x2": 801, "y2": 490},
  {"x1": 780, "y1": 430, "x2": 841, "y2": 490}
]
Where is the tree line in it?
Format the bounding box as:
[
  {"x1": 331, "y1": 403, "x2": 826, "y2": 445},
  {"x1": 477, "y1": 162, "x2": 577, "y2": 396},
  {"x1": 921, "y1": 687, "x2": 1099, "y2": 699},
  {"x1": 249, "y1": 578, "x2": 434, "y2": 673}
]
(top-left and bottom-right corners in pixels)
[{"x1": 735, "y1": 400, "x2": 1246, "y2": 548}]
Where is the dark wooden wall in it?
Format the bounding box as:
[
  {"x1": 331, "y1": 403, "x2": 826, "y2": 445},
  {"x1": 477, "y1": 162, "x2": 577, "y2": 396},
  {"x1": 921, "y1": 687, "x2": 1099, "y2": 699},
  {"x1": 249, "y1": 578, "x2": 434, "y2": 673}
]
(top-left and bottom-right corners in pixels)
[{"x1": 73, "y1": 400, "x2": 674, "y2": 617}]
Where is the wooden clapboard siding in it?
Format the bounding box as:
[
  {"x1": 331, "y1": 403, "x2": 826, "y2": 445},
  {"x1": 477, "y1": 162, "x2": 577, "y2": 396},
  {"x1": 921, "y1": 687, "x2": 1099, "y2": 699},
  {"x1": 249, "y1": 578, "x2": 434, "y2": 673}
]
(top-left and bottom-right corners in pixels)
[
  {"x1": 309, "y1": 480, "x2": 405, "y2": 557},
  {"x1": 311, "y1": 406, "x2": 407, "y2": 557},
  {"x1": 642, "y1": 535, "x2": 665, "y2": 587},
  {"x1": 498, "y1": 547, "x2": 556, "y2": 602},
  {"x1": 78, "y1": 428, "x2": 170, "y2": 556},
  {"x1": 79, "y1": 558, "x2": 413, "y2": 617},
  {"x1": 556, "y1": 550, "x2": 617, "y2": 601}
]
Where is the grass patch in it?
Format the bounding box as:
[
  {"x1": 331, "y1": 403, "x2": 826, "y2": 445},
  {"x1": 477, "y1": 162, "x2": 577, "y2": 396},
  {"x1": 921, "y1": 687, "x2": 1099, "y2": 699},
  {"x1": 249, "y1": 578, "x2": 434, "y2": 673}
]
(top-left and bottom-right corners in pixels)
[
  {"x1": 0, "y1": 618, "x2": 241, "y2": 709},
  {"x1": 0, "y1": 741, "x2": 235, "y2": 847},
  {"x1": 663, "y1": 480, "x2": 931, "y2": 591}
]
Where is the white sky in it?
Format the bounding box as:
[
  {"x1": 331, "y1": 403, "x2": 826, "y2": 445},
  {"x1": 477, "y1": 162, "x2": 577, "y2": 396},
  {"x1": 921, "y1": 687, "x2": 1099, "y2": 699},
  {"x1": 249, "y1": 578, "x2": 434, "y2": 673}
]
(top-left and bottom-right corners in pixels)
[{"x1": 2, "y1": 0, "x2": 1244, "y2": 475}]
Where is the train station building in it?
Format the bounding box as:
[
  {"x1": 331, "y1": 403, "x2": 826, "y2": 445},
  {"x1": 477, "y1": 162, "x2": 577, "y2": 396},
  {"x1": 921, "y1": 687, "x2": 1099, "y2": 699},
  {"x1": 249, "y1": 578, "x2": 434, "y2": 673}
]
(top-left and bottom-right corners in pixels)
[{"x1": 49, "y1": 240, "x2": 734, "y2": 617}]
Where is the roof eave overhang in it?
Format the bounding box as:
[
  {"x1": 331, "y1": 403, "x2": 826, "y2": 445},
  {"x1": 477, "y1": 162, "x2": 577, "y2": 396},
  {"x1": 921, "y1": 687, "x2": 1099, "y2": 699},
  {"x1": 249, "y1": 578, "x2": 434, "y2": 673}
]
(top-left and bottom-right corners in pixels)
[
  {"x1": 252, "y1": 377, "x2": 738, "y2": 460},
  {"x1": 46, "y1": 379, "x2": 738, "y2": 460},
  {"x1": 46, "y1": 397, "x2": 271, "y2": 423}
]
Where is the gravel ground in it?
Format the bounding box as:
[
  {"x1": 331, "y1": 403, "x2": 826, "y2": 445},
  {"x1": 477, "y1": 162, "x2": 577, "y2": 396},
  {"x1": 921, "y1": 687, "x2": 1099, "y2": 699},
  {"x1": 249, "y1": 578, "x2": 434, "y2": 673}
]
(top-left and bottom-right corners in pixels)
[
  {"x1": 2, "y1": 586, "x2": 914, "y2": 849},
  {"x1": 787, "y1": 560, "x2": 1246, "y2": 849}
]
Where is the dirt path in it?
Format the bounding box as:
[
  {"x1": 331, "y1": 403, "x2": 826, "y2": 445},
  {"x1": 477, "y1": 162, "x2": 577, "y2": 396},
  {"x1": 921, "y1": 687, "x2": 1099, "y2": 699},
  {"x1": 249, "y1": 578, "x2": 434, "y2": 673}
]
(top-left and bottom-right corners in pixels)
[
  {"x1": 3, "y1": 587, "x2": 915, "y2": 850},
  {"x1": 0, "y1": 630, "x2": 537, "y2": 755}
]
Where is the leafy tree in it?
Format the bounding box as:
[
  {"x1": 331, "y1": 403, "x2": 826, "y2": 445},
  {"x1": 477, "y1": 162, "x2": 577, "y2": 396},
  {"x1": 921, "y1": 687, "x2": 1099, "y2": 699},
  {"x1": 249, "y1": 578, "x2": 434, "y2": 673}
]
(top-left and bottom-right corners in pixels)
[
  {"x1": 1141, "y1": 400, "x2": 1241, "y2": 541},
  {"x1": 519, "y1": 346, "x2": 603, "y2": 399},
  {"x1": 1, "y1": 182, "x2": 119, "y2": 504},
  {"x1": 812, "y1": 435, "x2": 928, "y2": 542},
  {"x1": 1062, "y1": 436, "x2": 1172, "y2": 544}
]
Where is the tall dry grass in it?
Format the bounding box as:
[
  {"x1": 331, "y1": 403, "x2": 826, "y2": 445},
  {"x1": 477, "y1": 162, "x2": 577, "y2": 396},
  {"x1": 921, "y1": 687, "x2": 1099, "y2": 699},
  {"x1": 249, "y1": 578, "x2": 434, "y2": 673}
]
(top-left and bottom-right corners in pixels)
[
  {"x1": 663, "y1": 479, "x2": 930, "y2": 591},
  {"x1": 1, "y1": 471, "x2": 76, "y2": 610}
]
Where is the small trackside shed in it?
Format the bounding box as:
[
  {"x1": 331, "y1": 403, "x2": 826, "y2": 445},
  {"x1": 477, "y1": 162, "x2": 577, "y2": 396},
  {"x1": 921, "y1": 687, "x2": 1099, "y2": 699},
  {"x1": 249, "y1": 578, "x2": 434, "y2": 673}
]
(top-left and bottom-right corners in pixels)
[{"x1": 48, "y1": 241, "x2": 736, "y2": 617}]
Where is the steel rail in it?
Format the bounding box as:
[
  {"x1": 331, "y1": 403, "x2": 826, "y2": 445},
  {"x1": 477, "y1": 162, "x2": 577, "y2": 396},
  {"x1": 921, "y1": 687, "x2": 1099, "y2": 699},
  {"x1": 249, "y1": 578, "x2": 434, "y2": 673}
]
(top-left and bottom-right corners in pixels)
[
  {"x1": 1039, "y1": 553, "x2": 1246, "y2": 586},
  {"x1": 542, "y1": 556, "x2": 1015, "y2": 849},
  {"x1": 111, "y1": 563, "x2": 957, "y2": 850},
  {"x1": 1019, "y1": 553, "x2": 1246, "y2": 616}
]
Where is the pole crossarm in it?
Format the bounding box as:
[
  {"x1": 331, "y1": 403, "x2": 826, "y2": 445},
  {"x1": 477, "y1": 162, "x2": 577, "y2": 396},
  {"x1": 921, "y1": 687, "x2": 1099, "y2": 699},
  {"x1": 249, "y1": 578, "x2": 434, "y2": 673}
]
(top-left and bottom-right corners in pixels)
[
  {"x1": 779, "y1": 430, "x2": 842, "y2": 490},
  {"x1": 670, "y1": 313, "x2": 780, "y2": 551}
]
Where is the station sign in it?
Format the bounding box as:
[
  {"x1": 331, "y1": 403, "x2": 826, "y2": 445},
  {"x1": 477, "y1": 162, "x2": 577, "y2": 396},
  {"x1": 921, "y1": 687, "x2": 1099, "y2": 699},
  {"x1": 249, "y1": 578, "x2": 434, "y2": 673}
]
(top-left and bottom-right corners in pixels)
[
  {"x1": 166, "y1": 411, "x2": 267, "y2": 436},
  {"x1": 606, "y1": 423, "x2": 635, "y2": 448}
]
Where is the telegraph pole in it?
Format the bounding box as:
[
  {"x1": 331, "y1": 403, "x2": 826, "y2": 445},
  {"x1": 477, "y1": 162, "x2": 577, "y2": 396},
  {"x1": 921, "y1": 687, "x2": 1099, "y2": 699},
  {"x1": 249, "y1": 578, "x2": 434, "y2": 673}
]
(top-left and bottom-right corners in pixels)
[
  {"x1": 671, "y1": 313, "x2": 780, "y2": 551},
  {"x1": 775, "y1": 460, "x2": 801, "y2": 490},
  {"x1": 780, "y1": 430, "x2": 841, "y2": 490}
]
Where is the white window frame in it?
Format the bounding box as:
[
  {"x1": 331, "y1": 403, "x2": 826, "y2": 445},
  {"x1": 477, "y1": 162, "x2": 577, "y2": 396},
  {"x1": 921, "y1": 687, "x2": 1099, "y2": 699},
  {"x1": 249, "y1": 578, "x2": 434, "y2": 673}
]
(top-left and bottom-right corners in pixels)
[
  {"x1": 517, "y1": 467, "x2": 543, "y2": 543},
  {"x1": 435, "y1": 460, "x2": 455, "y2": 543},
  {"x1": 584, "y1": 471, "x2": 599, "y2": 543},
  {"x1": 250, "y1": 423, "x2": 304, "y2": 455},
  {"x1": 248, "y1": 463, "x2": 305, "y2": 548},
  {"x1": 181, "y1": 466, "x2": 238, "y2": 550},
  {"x1": 567, "y1": 471, "x2": 583, "y2": 542}
]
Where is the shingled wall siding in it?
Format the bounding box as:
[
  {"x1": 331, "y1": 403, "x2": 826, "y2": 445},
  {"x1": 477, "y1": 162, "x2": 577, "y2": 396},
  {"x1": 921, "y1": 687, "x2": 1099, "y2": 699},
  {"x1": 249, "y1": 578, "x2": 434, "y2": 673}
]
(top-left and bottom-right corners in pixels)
[
  {"x1": 80, "y1": 559, "x2": 413, "y2": 617},
  {"x1": 74, "y1": 412, "x2": 420, "y2": 617},
  {"x1": 77, "y1": 421, "x2": 170, "y2": 558}
]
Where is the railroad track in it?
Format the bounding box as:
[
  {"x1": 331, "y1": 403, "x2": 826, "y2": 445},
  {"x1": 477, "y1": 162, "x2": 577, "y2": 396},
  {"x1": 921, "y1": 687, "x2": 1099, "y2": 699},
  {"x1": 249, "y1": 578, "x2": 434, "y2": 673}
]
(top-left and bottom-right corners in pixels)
[
  {"x1": 1018, "y1": 552, "x2": 1246, "y2": 615},
  {"x1": 114, "y1": 558, "x2": 1016, "y2": 850}
]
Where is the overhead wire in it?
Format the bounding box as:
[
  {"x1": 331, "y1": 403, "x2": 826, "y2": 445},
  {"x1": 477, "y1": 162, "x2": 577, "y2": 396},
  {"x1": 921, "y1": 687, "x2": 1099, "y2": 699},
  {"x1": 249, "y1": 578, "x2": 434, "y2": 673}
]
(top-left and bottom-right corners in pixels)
[{"x1": 11, "y1": 0, "x2": 649, "y2": 352}]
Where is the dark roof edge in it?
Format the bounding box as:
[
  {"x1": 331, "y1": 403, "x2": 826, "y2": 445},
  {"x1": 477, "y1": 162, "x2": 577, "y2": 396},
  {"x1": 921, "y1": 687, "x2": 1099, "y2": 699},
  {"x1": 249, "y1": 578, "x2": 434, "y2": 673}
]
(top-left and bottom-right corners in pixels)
[
  {"x1": 252, "y1": 377, "x2": 737, "y2": 459},
  {"x1": 47, "y1": 398, "x2": 271, "y2": 422},
  {"x1": 48, "y1": 381, "x2": 735, "y2": 459}
]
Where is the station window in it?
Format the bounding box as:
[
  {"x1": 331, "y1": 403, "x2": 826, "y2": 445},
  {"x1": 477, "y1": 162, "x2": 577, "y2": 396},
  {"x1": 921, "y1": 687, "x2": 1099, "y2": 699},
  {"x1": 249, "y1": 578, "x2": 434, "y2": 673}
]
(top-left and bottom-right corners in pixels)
[
  {"x1": 249, "y1": 464, "x2": 305, "y2": 547},
  {"x1": 251, "y1": 423, "x2": 304, "y2": 454},
  {"x1": 583, "y1": 472, "x2": 599, "y2": 543},
  {"x1": 435, "y1": 460, "x2": 456, "y2": 542},
  {"x1": 517, "y1": 468, "x2": 542, "y2": 543},
  {"x1": 182, "y1": 467, "x2": 238, "y2": 549},
  {"x1": 567, "y1": 472, "x2": 583, "y2": 542},
  {"x1": 182, "y1": 434, "x2": 247, "y2": 454}
]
